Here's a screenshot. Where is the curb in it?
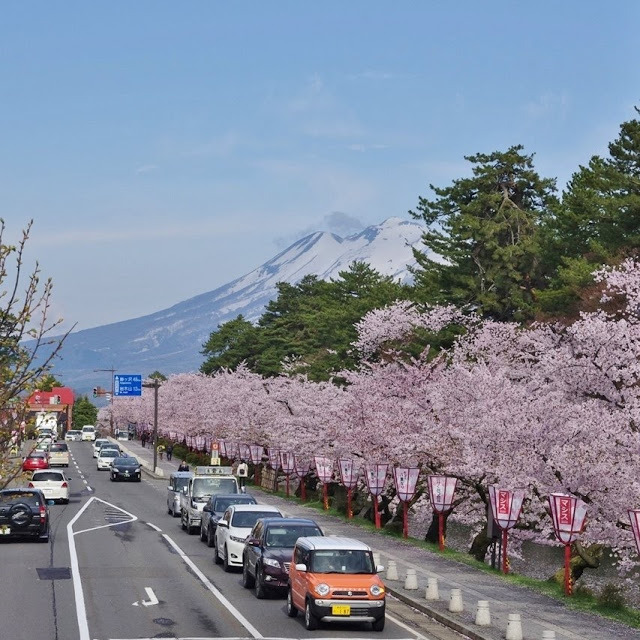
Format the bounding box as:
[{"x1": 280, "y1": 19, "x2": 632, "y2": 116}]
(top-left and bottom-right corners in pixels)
[{"x1": 387, "y1": 586, "x2": 491, "y2": 640}]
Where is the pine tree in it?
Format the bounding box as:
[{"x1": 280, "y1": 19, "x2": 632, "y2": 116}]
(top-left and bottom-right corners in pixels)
[{"x1": 410, "y1": 145, "x2": 558, "y2": 321}]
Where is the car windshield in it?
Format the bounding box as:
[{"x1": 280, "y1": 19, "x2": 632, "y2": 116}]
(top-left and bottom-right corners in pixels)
[
  {"x1": 214, "y1": 497, "x2": 256, "y2": 512},
  {"x1": 265, "y1": 525, "x2": 322, "y2": 547},
  {"x1": 311, "y1": 550, "x2": 375, "y2": 574},
  {"x1": 172, "y1": 477, "x2": 190, "y2": 491},
  {"x1": 192, "y1": 477, "x2": 237, "y2": 498},
  {"x1": 114, "y1": 457, "x2": 138, "y2": 466},
  {"x1": 32, "y1": 472, "x2": 64, "y2": 481},
  {"x1": 100, "y1": 450, "x2": 118, "y2": 457},
  {"x1": 29, "y1": 452, "x2": 47, "y2": 459},
  {"x1": 231, "y1": 511, "x2": 281, "y2": 528}
]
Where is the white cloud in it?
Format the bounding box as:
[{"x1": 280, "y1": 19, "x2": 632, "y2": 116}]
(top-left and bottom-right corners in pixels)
[
  {"x1": 135, "y1": 164, "x2": 159, "y2": 174},
  {"x1": 523, "y1": 92, "x2": 570, "y2": 119}
]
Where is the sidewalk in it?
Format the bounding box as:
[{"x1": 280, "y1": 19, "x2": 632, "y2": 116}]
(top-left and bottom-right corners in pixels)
[{"x1": 117, "y1": 438, "x2": 639, "y2": 640}]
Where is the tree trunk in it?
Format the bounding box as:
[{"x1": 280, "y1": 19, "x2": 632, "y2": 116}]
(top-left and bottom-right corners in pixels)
[
  {"x1": 548, "y1": 542, "x2": 604, "y2": 585},
  {"x1": 469, "y1": 529, "x2": 493, "y2": 563}
]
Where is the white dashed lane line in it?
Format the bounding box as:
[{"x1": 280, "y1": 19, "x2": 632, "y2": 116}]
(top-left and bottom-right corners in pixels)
[{"x1": 70, "y1": 453, "x2": 92, "y2": 493}]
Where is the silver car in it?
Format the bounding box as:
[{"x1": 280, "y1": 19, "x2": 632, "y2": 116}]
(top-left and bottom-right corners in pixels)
[{"x1": 167, "y1": 471, "x2": 193, "y2": 516}]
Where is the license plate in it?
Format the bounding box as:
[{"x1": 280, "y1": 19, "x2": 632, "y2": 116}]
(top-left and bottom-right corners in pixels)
[
  {"x1": 0, "y1": 525, "x2": 10, "y2": 535},
  {"x1": 124, "y1": 472, "x2": 129, "y2": 477},
  {"x1": 332, "y1": 605, "x2": 350, "y2": 616}
]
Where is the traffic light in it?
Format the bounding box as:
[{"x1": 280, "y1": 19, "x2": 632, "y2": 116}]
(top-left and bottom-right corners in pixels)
[{"x1": 93, "y1": 387, "x2": 97, "y2": 397}]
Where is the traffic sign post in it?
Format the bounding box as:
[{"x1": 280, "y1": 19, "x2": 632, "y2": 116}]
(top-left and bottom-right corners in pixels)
[{"x1": 114, "y1": 374, "x2": 142, "y2": 397}]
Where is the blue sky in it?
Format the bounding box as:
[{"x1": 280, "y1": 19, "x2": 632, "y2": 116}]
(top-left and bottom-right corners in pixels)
[{"x1": 2, "y1": 2, "x2": 638, "y2": 330}]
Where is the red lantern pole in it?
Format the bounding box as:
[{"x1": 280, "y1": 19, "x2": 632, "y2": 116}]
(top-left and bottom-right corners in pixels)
[
  {"x1": 502, "y1": 529, "x2": 509, "y2": 574},
  {"x1": 564, "y1": 544, "x2": 572, "y2": 596},
  {"x1": 300, "y1": 478, "x2": 306, "y2": 501},
  {"x1": 285, "y1": 475, "x2": 290, "y2": 497},
  {"x1": 402, "y1": 501, "x2": 409, "y2": 538},
  {"x1": 323, "y1": 483, "x2": 328, "y2": 510},
  {"x1": 373, "y1": 495, "x2": 380, "y2": 528},
  {"x1": 347, "y1": 488, "x2": 353, "y2": 519},
  {"x1": 438, "y1": 512, "x2": 445, "y2": 551},
  {"x1": 428, "y1": 475, "x2": 457, "y2": 553}
]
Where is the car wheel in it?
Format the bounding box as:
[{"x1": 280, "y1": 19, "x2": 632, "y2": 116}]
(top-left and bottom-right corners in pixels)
[
  {"x1": 304, "y1": 600, "x2": 318, "y2": 630},
  {"x1": 206, "y1": 525, "x2": 215, "y2": 548},
  {"x1": 62, "y1": 499, "x2": 69, "y2": 505},
  {"x1": 372, "y1": 617, "x2": 385, "y2": 632},
  {"x1": 286, "y1": 587, "x2": 298, "y2": 618},
  {"x1": 199, "y1": 523, "x2": 207, "y2": 542},
  {"x1": 214, "y1": 538, "x2": 222, "y2": 565},
  {"x1": 181, "y1": 512, "x2": 187, "y2": 531},
  {"x1": 242, "y1": 559, "x2": 255, "y2": 588},
  {"x1": 222, "y1": 546, "x2": 232, "y2": 572},
  {"x1": 168, "y1": 506, "x2": 173, "y2": 516},
  {"x1": 254, "y1": 566, "x2": 266, "y2": 599},
  {"x1": 38, "y1": 525, "x2": 50, "y2": 543}
]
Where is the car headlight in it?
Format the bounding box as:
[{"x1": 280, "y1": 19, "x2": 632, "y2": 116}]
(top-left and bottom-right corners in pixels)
[
  {"x1": 135, "y1": 468, "x2": 141, "y2": 473},
  {"x1": 230, "y1": 535, "x2": 246, "y2": 543},
  {"x1": 370, "y1": 584, "x2": 385, "y2": 596},
  {"x1": 263, "y1": 558, "x2": 280, "y2": 568},
  {"x1": 315, "y1": 583, "x2": 330, "y2": 596},
  {"x1": 112, "y1": 468, "x2": 120, "y2": 472}
]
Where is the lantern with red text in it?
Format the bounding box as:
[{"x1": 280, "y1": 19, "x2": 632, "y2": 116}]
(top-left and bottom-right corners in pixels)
[
  {"x1": 238, "y1": 443, "x2": 251, "y2": 462},
  {"x1": 218, "y1": 440, "x2": 227, "y2": 459},
  {"x1": 548, "y1": 493, "x2": 588, "y2": 596},
  {"x1": 314, "y1": 456, "x2": 333, "y2": 510},
  {"x1": 338, "y1": 459, "x2": 361, "y2": 518},
  {"x1": 249, "y1": 444, "x2": 264, "y2": 485},
  {"x1": 280, "y1": 451, "x2": 296, "y2": 497},
  {"x1": 293, "y1": 456, "x2": 310, "y2": 501},
  {"x1": 226, "y1": 442, "x2": 239, "y2": 461},
  {"x1": 427, "y1": 475, "x2": 457, "y2": 551},
  {"x1": 628, "y1": 510, "x2": 640, "y2": 555},
  {"x1": 365, "y1": 463, "x2": 388, "y2": 529},
  {"x1": 393, "y1": 467, "x2": 420, "y2": 539},
  {"x1": 488, "y1": 486, "x2": 525, "y2": 574},
  {"x1": 268, "y1": 448, "x2": 281, "y2": 470}
]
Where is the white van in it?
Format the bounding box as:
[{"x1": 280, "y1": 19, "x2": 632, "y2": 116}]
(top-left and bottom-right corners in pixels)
[{"x1": 81, "y1": 425, "x2": 96, "y2": 441}]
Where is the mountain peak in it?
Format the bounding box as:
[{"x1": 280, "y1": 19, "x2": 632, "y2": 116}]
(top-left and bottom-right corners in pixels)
[{"x1": 50, "y1": 217, "x2": 425, "y2": 393}]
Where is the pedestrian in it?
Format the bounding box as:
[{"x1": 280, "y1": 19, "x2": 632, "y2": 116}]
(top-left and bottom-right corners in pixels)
[
  {"x1": 166, "y1": 443, "x2": 173, "y2": 461},
  {"x1": 157, "y1": 443, "x2": 166, "y2": 461},
  {"x1": 141, "y1": 432, "x2": 147, "y2": 448},
  {"x1": 237, "y1": 459, "x2": 249, "y2": 493},
  {"x1": 178, "y1": 460, "x2": 189, "y2": 472}
]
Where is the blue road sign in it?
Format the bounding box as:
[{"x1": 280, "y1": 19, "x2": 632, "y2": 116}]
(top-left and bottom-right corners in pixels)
[{"x1": 114, "y1": 374, "x2": 142, "y2": 397}]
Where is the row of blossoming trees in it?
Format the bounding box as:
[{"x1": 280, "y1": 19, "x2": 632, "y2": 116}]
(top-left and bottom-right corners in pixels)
[{"x1": 101, "y1": 260, "x2": 640, "y2": 577}]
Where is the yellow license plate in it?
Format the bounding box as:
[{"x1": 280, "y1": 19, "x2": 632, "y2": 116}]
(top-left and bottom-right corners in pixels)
[
  {"x1": 332, "y1": 605, "x2": 350, "y2": 616},
  {"x1": 0, "y1": 525, "x2": 10, "y2": 535}
]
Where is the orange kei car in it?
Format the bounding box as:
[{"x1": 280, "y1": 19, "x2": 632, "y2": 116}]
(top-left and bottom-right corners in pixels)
[{"x1": 286, "y1": 536, "x2": 385, "y2": 632}]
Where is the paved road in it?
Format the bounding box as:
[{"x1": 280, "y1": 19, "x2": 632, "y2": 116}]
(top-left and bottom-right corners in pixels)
[{"x1": 0, "y1": 441, "x2": 437, "y2": 640}]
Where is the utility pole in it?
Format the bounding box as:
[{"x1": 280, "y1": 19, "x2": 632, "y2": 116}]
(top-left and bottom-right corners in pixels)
[
  {"x1": 142, "y1": 378, "x2": 161, "y2": 472},
  {"x1": 94, "y1": 367, "x2": 116, "y2": 435}
]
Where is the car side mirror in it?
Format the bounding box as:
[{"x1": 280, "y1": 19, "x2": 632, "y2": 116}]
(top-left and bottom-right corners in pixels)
[
  {"x1": 203, "y1": 505, "x2": 211, "y2": 512},
  {"x1": 247, "y1": 537, "x2": 260, "y2": 546},
  {"x1": 47, "y1": 500, "x2": 55, "y2": 506},
  {"x1": 182, "y1": 487, "x2": 187, "y2": 494},
  {"x1": 376, "y1": 564, "x2": 385, "y2": 573},
  {"x1": 294, "y1": 563, "x2": 307, "y2": 572},
  {"x1": 217, "y1": 520, "x2": 228, "y2": 528},
  {"x1": 167, "y1": 485, "x2": 172, "y2": 490}
]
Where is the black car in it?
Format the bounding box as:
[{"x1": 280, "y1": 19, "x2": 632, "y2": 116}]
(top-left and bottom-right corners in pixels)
[
  {"x1": 242, "y1": 517, "x2": 323, "y2": 598},
  {"x1": 110, "y1": 457, "x2": 142, "y2": 482},
  {"x1": 200, "y1": 493, "x2": 257, "y2": 547},
  {"x1": 0, "y1": 489, "x2": 50, "y2": 542}
]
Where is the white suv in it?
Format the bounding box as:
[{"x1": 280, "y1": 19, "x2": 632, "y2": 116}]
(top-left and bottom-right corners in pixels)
[
  {"x1": 81, "y1": 425, "x2": 96, "y2": 441},
  {"x1": 215, "y1": 504, "x2": 283, "y2": 572}
]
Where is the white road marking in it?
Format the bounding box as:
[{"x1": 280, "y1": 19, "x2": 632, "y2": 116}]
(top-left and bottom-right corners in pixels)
[
  {"x1": 68, "y1": 497, "x2": 139, "y2": 640},
  {"x1": 132, "y1": 586, "x2": 159, "y2": 607},
  {"x1": 162, "y1": 533, "x2": 263, "y2": 638},
  {"x1": 386, "y1": 610, "x2": 431, "y2": 640},
  {"x1": 145, "y1": 522, "x2": 162, "y2": 532}
]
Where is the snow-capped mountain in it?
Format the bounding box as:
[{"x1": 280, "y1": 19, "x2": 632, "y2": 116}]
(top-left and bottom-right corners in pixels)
[{"x1": 50, "y1": 217, "x2": 424, "y2": 393}]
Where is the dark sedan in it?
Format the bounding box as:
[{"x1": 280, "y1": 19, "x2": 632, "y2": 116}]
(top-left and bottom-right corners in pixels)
[
  {"x1": 242, "y1": 517, "x2": 323, "y2": 598},
  {"x1": 0, "y1": 489, "x2": 50, "y2": 542},
  {"x1": 110, "y1": 457, "x2": 142, "y2": 482}
]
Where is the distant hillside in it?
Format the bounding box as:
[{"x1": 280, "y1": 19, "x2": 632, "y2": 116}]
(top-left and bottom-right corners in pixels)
[{"x1": 48, "y1": 217, "x2": 426, "y2": 394}]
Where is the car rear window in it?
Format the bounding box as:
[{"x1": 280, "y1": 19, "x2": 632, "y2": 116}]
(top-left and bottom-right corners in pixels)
[
  {"x1": 100, "y1": 450, "x2": 118, "y2": 457},
  {"x1": 214, "y1": 496, "x2": 257, "y2": 512},
  {"x1": 0, "y1": 491, "x2": 42, "y2": 506},
  {"x1": 265, "y1": 525, "x2": 323, "y2": 547},
  {"x1": 232, "y1": 511, "x2": 282, "y2": 527},
  {"x1": 32, "y1": 472, "x2": 64, "y2": 481},
  {"x1": 49, "y1": 443, "x2": 68, "y2": 452}
]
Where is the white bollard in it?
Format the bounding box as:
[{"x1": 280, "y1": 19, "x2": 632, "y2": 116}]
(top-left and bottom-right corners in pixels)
[
  {"x1": 425, "y1": 577, "x2": 439, "y2": 600},
  {"x1": 404, "y1": 568, "x2": 418, "y2": 590},
  {"x1": 386, "y1": 560, "x2": 399, "y2": 581},
  {"x1": 475, "y1": 600, "x2": 491, "y2": 626},
  {"x1": 505, "y1": 613, "x2": 523, "y2": 640},
  {"x1": 541, "y1": 632, "x2": 556, "y2": 640},
  {"x1": 448, "y1": 588, "x2": 464, "y2": 613}
]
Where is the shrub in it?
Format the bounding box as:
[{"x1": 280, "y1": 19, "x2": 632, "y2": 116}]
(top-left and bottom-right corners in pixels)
[{"x1": 597, "y1": 583, "x2": 626, "y2": 610}]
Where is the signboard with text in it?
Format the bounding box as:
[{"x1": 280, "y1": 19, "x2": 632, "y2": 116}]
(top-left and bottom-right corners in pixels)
[{"x1": 113, "y1": 374, "x2": 142, "y2": 397}]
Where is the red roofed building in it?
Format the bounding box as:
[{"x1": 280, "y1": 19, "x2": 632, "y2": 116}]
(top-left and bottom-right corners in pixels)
[{"x1": 27, "y1": 386, "x2": 75, "y2": 431}]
